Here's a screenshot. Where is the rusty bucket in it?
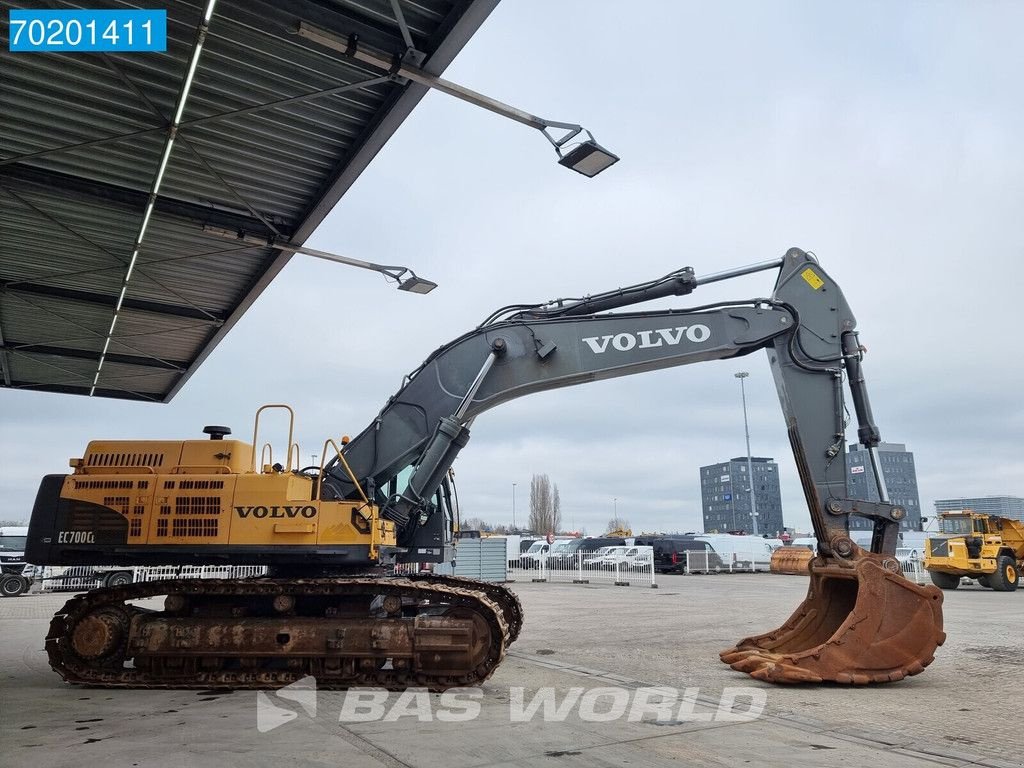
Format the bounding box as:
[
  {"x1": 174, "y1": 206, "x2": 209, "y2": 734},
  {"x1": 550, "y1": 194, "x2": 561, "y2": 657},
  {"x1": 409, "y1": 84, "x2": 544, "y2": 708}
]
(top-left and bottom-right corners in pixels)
[
  {"x1": 721, "y1": 549, "x2": 945, "y2": 684},
  {"x1": 770, "y1": 547, "x2": 814, "y2": 575}
]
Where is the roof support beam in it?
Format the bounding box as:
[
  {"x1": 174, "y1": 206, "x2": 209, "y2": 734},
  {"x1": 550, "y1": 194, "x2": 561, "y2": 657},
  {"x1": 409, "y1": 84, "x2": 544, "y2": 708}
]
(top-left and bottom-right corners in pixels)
[
  {"x1": 0, "y1": 164, "x2": 287, "y2": 240},
  {"x1": 7, "y1": 380, "x2": 158, "y2": 401},
  {"x1": 388, "y1": 0, "x2": 417, "y2": 51},
  {"x1": 2, "y1": 340, "x2": 188, "y2": 371},
  {"x1": 88, "y1": 0, "x2": 221, "y2": 395},
  {"x1": 0, "y1": 304, "x2": 11, "y2": 386},
  {"x1": 0, "y1": 75, "x2": 392, "y2": 169},
  {"x1": 0, "y1": 281, "x2": 225, "y2": 323}
]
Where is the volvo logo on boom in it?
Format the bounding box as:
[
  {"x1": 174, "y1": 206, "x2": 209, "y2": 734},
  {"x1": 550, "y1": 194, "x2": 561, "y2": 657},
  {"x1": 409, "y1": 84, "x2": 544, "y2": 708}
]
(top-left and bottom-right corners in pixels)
[
  {"x1": 581, "y1": 325, "x2": 711, "y2": 354},
  {"x1": 235, "y1": 505, "x2": 317, "y2": 519}
]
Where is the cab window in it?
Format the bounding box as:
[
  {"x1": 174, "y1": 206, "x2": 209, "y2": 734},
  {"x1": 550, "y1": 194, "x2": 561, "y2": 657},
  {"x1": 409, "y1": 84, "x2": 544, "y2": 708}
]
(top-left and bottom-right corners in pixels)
[
  {"x1": 940, "y1": 517, "x2": 971, "y2": 535},
  {"x1": 0, "y1": 535, "x2": 27, "y2": 552}
]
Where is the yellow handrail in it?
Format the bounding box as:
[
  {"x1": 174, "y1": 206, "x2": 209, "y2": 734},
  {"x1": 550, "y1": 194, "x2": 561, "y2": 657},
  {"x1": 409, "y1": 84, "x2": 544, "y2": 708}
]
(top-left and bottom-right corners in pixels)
[
  {"x1": 251, "y1": 404, "x2": 295, "y2": 472},
  {"x1": 317, "y1": 438, "x2": 369, "y2": 505}
]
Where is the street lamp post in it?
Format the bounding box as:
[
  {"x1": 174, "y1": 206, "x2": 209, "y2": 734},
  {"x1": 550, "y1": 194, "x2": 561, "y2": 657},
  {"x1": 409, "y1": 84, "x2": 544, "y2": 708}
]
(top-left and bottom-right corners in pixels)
[
  {"x1": 729, "y1": 479, "x2": 737, "y2": 533},
  {"x1": 296, "y1": 21, "x2": 619, "y2": 178},
  {"x1": 735, "y1": 372, "x2": 759, "y2": 536},
  {"x1": 512, "y1": 483, "x2": 517, "y2": 530}
]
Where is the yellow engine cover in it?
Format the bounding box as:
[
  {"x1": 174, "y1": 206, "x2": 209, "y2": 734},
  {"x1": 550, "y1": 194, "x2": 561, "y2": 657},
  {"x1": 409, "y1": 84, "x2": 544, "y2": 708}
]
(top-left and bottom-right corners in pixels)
[{"x1": 61, "y1": 438, "x2": 395, "y2": 557}]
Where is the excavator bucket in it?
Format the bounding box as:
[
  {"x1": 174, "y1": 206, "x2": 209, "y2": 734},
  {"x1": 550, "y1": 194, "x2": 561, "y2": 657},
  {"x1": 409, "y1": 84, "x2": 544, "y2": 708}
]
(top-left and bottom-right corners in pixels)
[{"x1": 721, "y1": 550, "x2": 945, "y2": 684}]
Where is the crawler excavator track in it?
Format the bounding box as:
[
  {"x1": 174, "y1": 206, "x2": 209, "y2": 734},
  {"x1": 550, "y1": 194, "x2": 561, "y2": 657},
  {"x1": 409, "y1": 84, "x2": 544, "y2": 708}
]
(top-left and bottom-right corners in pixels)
[{"x1": 45, "y1": 575, "x2": 519, "y2": 691}]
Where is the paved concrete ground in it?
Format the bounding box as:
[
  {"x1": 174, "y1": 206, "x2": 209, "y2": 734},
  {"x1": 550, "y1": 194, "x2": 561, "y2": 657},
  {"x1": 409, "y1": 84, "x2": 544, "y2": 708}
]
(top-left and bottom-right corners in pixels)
[{"x1": 1, "y1": 574, "x2": 1020, "y2": 768}]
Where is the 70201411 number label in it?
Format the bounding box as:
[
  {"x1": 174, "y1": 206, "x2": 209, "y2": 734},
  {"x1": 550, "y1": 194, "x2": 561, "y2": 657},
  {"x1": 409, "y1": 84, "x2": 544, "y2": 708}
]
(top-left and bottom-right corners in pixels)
[{"x1": 8, "y1": 9, "x2": 167, "y2": 53}]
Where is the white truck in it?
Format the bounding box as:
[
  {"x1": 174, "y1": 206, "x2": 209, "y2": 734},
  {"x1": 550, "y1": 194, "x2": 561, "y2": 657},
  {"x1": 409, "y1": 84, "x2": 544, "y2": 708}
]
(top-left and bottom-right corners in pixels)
[
  {"x1": 495, "y1": 534, "x2": 541, "y2": 567},
  {"x1": 0, "y1": 526, "x2": 33, "y2": 596},
  {"x1": 696, "y1": 534, "x2": 776, "y2": 571}
]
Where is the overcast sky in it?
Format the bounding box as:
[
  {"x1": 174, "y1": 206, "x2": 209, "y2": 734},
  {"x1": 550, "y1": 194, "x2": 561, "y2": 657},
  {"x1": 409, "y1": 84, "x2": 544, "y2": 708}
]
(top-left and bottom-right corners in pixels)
[{"x1": 2, "y1": 0, "x2": 1022, "y2": 536}]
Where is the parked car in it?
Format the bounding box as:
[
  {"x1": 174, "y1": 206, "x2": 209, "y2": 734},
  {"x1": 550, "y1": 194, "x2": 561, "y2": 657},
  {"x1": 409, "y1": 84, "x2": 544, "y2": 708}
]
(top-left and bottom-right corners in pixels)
[
  {"x1": 594, "y1": 546, "x2": 628, "y2": 568},
  {"x1": 603, "y1": 546, "x2": 653, "y2": 569},
  {"x1": 634, "y1": 536, "x2": 722, "y2": 574},
  {"x1": 582, "y1": 546, "x2": 618, "y2": 566},
  {"x1": 548, "y1": 536, "x2": 626, "y2": 569}
]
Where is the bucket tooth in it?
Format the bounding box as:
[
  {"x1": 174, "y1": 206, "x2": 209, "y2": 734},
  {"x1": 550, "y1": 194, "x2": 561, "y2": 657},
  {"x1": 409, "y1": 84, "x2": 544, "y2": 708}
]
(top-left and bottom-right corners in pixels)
[{"x1": 720, "y1": 552, "x2": 945, "y2": 685}]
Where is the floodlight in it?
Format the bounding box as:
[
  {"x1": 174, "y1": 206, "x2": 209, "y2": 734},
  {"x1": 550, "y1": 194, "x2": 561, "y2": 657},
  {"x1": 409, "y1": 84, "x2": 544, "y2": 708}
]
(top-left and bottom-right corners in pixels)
[
  {"x1": 398, "y1": 274, "x2": 438, "y2": 294},
  {"x1": 557, "y1": 138, "x2": 620, "y2": 178}
]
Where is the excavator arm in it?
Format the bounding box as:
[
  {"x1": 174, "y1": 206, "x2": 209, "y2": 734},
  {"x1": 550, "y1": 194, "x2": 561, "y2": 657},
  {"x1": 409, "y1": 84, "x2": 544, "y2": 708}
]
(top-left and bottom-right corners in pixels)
[
  {"x1": 325, "y1": 248, "x2": 898, "y2": 559},
  {"x1": 323, "y1": 247, "x2": 945, "y2": 684}
]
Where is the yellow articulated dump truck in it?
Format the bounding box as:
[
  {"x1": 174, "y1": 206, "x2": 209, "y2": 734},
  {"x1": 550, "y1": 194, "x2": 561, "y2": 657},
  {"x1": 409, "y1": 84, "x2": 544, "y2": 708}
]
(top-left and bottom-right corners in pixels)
[{"x1": 924, "y1": 511, "x2": 1024, "y2": 591}]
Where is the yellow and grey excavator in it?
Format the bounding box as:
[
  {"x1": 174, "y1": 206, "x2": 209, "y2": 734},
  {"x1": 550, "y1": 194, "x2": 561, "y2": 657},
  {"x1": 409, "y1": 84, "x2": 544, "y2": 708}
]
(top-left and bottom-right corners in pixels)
[{"x1": 26, "y1": 248, "x2": 945, "y2": 689}]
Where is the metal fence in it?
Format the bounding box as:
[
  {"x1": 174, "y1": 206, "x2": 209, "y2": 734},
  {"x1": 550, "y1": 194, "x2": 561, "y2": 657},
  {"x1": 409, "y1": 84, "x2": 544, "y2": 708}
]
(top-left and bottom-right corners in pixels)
[
  {"x1": 509, "y1": 546, "x2": 658, "y2": 588},
  {"x1": 899, "y1": 556, "x2": 930, "y2": 585},
  {"x1": 30, "y1": 551, "x2": 935, "y2": 594},
  {"x1": 682, "y1": 550, "x2": 773, "y2": 574},
  {"x1": 37, "y1": 565, "x2": 268, "y2": 591},
  {"x1": 37, "y1": 566, "x2": 104, "y2": 592}
]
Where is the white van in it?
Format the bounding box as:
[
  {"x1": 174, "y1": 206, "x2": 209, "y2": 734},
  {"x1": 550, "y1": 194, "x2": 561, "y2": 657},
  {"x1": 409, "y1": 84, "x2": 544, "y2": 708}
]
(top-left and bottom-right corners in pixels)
[
  {"x1": 520, "y1": 538, "x2": 578, "y2": 567},
  {"x1": 696, "y1": 534, "x2": 775, "y2": 571},
  {"x1": 790, "y1": 537, "x2": 817, "y2": 552}
]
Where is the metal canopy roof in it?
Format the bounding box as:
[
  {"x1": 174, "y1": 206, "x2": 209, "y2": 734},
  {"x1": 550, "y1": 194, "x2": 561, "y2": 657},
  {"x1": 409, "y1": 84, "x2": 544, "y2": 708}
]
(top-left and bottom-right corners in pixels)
[{"x1": 0, "y1": 0, "x2": 496, "y2": 402}]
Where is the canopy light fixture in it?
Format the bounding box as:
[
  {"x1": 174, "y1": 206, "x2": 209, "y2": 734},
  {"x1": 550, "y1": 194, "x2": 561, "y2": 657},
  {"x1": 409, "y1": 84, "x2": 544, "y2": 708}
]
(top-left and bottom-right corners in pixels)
[
  {"x1": 204, "y1": 225, "x2": 437, "y2": 294},
  {"x1": 398, "y1": 275, "x2": 438, "y2": 294},
  {"x1": 556, "y1": 137, "x2": 620, "y2": 177},
  {"x1": 296, "y1": 21, "x2": 619, "y2": 178}
]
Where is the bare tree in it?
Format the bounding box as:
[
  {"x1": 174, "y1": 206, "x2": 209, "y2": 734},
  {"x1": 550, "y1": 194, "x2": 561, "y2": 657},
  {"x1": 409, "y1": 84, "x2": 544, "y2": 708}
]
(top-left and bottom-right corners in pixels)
[
  {"x1": 529, "y1": 474, "x2": 558, "y2": 534},
  {"x1": 607, "y1": 516, "x2": 631, "y2": 533},
  {"x1": 462, "y1": 517, "x2": 492, "y2": 532},
  {"x1": 552, "y1": 484, "x2": 562, "y2": 534},
  {"x1": 528, "y1": 474, "x2": 550, "y2": 533}
]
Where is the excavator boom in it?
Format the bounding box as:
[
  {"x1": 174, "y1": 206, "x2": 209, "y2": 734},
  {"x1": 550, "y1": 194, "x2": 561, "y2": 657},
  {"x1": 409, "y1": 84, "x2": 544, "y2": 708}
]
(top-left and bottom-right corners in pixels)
[{"x1": 318, "y1": 247, "x2": 945, "y2": 684}]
